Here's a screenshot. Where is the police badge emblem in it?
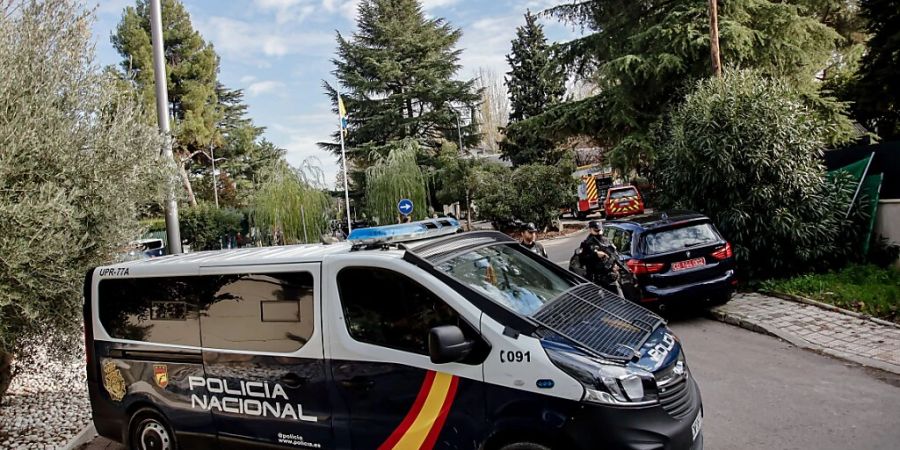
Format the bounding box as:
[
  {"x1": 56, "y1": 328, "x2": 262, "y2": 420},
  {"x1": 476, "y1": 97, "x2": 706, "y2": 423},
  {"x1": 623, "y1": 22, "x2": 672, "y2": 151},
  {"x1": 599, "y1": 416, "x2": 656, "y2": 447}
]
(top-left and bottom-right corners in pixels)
[
  {"x1": 154, "y1": 364, "x2": 169, "y2": 389},
  {"x1": 102, "y1": 360, "x2": 126, "y2": 402}
]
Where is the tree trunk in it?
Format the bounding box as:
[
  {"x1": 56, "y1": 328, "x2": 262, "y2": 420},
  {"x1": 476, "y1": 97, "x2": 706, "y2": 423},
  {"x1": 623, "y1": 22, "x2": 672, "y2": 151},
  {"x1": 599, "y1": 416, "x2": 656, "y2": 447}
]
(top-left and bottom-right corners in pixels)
[
  {"x1": 179, "y1": 159, "x2": 198, "y2": 207},
  {"x1": 0, "y1": 350, "x2": 14, "y2": 403}
]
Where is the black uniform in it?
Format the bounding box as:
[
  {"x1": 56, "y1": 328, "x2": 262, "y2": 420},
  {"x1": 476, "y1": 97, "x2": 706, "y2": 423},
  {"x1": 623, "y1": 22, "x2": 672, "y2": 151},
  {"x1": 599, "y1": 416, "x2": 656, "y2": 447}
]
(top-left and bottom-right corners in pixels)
[
  {"x1": 521, "y1": 240, "x2": 547, "y2": 258},
  {"x1": 578, "y1": 233, "x2": 620, "y2": 292}
]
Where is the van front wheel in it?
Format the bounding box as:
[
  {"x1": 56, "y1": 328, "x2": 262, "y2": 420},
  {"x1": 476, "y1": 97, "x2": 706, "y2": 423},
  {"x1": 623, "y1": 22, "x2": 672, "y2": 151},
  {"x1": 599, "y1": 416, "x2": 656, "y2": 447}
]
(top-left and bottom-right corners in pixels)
[
  {"x1": 128, "y1": 408, "x2": 176, "y2": 450},
  {"x1": 500, "y1": 443, "x2": 552, "y2": 450}
]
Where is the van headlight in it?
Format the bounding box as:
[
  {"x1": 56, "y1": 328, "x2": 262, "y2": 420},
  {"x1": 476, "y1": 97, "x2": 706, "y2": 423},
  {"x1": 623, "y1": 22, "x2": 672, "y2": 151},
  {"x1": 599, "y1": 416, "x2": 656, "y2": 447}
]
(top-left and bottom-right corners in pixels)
[{"x1": 545, "y1": 345, "x2": 658, "y2": 406}]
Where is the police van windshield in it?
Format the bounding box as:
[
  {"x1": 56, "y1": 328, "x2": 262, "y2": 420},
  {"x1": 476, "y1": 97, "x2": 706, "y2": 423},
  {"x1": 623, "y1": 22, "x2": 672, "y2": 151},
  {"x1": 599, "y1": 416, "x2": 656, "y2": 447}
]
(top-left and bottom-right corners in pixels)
[{"x1": 436, "y1": 244, "x2": 577, "y2": 316}]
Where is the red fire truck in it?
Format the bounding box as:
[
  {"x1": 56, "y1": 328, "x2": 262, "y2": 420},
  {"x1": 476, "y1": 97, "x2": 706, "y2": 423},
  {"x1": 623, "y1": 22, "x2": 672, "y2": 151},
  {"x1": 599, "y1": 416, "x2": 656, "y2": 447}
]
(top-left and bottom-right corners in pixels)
[{"x1": 570, "y1": 165, "x2": 614, "y2": 219}]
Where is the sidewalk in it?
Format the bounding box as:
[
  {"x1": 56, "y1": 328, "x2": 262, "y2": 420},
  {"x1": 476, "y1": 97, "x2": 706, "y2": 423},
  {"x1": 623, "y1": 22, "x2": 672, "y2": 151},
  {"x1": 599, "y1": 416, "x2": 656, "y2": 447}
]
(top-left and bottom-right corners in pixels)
[{"x1": 710, "y1": 293, "x2": 900, "y2": 375}]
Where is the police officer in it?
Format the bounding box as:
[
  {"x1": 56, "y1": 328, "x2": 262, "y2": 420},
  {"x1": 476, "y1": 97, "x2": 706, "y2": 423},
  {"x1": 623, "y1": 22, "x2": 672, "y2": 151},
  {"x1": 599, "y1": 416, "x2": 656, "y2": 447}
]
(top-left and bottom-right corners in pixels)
[
  {"x1": 520, "y1": 222, "x2": 547, "y2": 257},
  {"x1": 579, "y1": 220, "x2": 622, "y2": 294}
]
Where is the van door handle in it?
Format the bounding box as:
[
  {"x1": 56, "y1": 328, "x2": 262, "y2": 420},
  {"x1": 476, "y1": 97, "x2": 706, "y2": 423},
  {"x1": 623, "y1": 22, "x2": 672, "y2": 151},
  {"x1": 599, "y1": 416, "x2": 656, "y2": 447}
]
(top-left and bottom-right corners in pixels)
[
  {"x1": 279, "y1": 373, "x2": 308, "y2": 389},
  {"x1": 341, "y1": 376, "x2": 375, "y2": 390}
]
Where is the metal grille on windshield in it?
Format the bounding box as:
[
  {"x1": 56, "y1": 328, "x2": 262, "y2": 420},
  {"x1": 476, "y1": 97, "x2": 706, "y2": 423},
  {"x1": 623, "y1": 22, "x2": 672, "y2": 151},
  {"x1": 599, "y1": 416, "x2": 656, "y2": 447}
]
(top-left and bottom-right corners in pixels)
[{"x1": 532, "y1": 283, "x2": 662, "y2": 361}]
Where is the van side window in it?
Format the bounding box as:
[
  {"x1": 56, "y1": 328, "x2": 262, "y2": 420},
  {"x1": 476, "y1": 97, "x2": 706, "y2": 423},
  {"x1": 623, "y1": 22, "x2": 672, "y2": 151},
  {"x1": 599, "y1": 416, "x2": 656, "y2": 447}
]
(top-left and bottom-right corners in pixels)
[
  {"x1": 337, "y1": 267, "x2": 461, "y2": 356},
  {"x1": 199, "y1": 272, "x2": 315, "y2": 353},
  {"x1": 98, "y1": 277, "x2": 201, "y2": 346}
]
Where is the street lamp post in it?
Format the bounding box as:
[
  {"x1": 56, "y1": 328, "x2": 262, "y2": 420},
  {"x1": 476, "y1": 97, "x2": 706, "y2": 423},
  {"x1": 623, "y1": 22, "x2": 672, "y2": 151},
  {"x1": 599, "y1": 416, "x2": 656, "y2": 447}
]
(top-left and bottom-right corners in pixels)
[
  {"x1": 447, "y1": 105, "x2": 471, "y2": 231},
  {"x1": 149, "y1": 0, "x2": 182, "y2": 254}
]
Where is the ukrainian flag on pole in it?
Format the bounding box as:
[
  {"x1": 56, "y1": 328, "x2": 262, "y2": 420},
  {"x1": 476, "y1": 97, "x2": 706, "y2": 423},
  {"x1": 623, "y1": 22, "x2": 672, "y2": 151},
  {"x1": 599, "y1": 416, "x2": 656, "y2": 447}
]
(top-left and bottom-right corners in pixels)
[{"x1": 338, "y1": 94, "x2": 349, "y2": 136}]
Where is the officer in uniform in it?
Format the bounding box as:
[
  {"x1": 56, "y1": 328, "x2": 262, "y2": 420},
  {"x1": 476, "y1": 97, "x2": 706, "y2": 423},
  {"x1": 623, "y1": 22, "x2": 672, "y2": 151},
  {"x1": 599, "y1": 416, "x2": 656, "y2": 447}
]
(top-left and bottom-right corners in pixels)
[
  {"x1": 578, "y1": 220, "x2": 622, "y2": 294},
  {"x1": 520, "y1": 222, "x2": 548, "y2": 257}
]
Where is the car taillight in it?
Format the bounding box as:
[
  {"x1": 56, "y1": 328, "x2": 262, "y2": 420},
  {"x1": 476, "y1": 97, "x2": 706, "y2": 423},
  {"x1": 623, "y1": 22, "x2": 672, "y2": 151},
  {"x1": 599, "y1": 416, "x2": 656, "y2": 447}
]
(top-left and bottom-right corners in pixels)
[
  {"x1": 627, "y1": 259, "x2": 665, "y2": 275},
  {"x1": 711, "y1": 242, "x2": 733, "y2": 260}
]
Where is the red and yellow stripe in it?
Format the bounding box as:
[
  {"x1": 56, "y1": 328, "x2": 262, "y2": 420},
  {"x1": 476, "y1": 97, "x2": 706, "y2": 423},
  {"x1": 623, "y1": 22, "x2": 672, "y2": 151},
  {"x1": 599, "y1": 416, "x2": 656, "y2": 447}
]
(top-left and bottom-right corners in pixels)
[
  {"x1": 584, "y1": 176, "x2": 598, "y2": 201},
  {"x1": 378, "y1": 371, "x2": 459, "y2": 450}
]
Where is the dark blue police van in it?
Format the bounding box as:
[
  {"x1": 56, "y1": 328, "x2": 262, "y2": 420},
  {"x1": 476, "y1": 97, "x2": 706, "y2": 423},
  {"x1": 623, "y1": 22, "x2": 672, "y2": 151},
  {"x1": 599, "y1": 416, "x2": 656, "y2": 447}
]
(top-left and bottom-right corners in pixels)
[{"x1": 85, "y1": 219, "x2": 703, "y2": 450}]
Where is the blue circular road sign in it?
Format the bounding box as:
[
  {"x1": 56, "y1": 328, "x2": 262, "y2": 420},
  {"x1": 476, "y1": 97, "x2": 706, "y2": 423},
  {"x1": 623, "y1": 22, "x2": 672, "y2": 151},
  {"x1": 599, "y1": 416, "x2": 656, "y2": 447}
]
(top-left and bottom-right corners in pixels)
[{"x1": 397, "y1": 198, "x2": 414, "y2": 215}]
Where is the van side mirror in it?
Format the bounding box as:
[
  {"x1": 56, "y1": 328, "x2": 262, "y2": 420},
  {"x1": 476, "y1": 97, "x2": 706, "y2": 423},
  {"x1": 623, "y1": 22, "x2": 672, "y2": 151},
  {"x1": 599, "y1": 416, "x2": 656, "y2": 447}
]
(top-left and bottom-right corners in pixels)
[{"x1": 428, "y1": 325, "x2": 473, "y2": 364}]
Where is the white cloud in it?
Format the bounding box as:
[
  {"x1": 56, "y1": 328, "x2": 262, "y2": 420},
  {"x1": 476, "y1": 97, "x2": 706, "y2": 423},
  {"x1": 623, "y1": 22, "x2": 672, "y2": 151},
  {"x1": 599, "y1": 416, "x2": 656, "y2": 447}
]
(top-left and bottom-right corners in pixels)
[
  {"x1": 421, "y1": 0, "x2": 460, "y2": 10},
  {"x1": 196, "y1": 16, "x2": 334, "y2": 62},
  {"x1": 240, "y1": 75, "x2": 258, "y2": 84},
  {"x1": 457, "y1": 15, "x2": 521, "y2": 78},
  {"x1": 254, "y1": 0, "x2": 317, "y2": 24},
  {"x1": 268, "y1": 109, "x2": 341, "y2": 188},
  {"x1": 247, "y1": 80, "x2": 286, "y2": 96}
]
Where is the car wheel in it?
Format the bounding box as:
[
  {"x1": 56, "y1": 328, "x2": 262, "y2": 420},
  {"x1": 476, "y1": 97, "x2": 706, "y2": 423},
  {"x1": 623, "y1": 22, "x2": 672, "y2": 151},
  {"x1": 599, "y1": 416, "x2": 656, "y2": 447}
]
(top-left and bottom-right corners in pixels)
[
  {"x1": 129, "y1": 407, "x2": 176, "y2": 450},
  {"x1": 709, "y1": 291, "x2": 733, "y2": 306},
  {"x1": 499, "y1": 443, "x2": 552, "y2": 450}
]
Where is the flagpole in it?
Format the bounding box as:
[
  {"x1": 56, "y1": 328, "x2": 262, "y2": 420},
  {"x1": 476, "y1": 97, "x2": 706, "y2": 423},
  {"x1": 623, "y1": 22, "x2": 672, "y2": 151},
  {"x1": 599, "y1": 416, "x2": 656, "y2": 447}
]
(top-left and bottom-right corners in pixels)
[{"x1": 338, "y1": 93, "x2": 352, "y2": 234}]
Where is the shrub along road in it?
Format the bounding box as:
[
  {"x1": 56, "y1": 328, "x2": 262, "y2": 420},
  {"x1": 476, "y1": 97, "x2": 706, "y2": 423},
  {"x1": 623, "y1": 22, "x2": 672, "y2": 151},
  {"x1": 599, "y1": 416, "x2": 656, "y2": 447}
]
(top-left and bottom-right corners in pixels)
[{"x1": 546, "y1": 231, "x2": 900, "y2": 449}]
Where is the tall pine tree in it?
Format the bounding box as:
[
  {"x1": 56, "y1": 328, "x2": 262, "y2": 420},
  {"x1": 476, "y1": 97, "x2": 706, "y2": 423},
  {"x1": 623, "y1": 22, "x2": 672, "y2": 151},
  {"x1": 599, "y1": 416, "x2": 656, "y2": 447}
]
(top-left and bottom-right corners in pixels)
[
  {"x1": 112, "y1": 0, "x2": 220, "y2": 205},
  {"x1": 321, "y1": 0, "x2": 480, "y2": 172},
  {"x1": 506, "y1": 10, "x2": 565, "y2": 122},
  {"x1": 502, "y1": 10, "x2": 566, "y2": 165},
  {"x1": 507, "y1": 0, "x2": 847, "y2": 173},
  {"x1": 850, "y1": 0, "x2": 900, "y2": 140}
]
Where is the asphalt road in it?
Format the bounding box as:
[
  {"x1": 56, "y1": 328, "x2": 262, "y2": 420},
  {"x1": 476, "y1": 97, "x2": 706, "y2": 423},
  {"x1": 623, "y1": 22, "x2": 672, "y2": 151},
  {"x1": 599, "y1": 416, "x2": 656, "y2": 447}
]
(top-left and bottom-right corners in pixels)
[{"x1": 544, "y1": 230, "x2": 900, "y2": 449}]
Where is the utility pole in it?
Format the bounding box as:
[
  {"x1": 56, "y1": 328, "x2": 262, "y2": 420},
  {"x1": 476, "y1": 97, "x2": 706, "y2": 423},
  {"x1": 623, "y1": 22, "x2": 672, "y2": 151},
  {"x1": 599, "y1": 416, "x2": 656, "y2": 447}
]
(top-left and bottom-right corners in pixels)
[
  {"x1": 209, "y1": 142, "x2": 219, "y2": 208},
  {"x1": 449, "y1": 105, "x2": 472, "y2": 232},
  {"x1": 150, "y1": 0, "x2": 183, "y2": 254},
  {"x1": 709, "y1": 0, "x2": 722, "y2": 78}
]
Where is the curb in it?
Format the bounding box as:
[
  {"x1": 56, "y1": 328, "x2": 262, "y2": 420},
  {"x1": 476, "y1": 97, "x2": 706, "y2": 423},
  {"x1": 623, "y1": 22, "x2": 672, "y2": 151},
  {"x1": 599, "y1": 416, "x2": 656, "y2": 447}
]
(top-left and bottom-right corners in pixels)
[
  {"x1": 761, "y1": 290, "x2": 900, "y2": 330},
  {"x1": 61, "y1": 422, "x2": 96, "y2": 450},
  {"x1": 708, "y1": 308, "x2": 900, "y2": 376}
]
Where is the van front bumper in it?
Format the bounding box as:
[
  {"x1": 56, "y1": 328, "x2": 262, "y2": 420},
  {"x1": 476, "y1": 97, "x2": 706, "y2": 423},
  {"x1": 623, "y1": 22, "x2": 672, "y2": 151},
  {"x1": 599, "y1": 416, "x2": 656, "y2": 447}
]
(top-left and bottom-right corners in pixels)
[{"x1": 564, "y1": 377, "x2": 703, "y2": 450}]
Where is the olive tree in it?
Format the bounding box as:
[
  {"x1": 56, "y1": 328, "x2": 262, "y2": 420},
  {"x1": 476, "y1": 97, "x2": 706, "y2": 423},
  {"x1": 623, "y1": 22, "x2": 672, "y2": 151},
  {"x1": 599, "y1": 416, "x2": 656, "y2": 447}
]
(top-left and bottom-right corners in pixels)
[
  {"x1": 654, "y1": 70, "x2": 859, "y2": 279},
  {"x1": 0, "y1": 0, "x2": 170, "y2": 399}
]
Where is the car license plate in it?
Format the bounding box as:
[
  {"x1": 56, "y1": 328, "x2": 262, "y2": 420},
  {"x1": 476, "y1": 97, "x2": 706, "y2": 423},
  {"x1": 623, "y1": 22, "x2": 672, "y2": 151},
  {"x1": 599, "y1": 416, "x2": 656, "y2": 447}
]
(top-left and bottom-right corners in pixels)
[
  {"x1": 619, "y1": 200, "x2": 631, "y2": 206},
  {"x1": 691, "y1": 412, "x2": 702, "y2": 441},
  {"x1": 672, "y1": 257, "x2": 705, "y2": 271}
]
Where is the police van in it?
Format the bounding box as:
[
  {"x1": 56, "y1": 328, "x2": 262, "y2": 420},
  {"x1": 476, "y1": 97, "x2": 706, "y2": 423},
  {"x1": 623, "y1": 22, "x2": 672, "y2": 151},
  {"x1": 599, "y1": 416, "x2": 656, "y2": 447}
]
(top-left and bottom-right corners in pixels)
[{"x1": 85, "y1": 219, "x2": 703, "y2": 450}]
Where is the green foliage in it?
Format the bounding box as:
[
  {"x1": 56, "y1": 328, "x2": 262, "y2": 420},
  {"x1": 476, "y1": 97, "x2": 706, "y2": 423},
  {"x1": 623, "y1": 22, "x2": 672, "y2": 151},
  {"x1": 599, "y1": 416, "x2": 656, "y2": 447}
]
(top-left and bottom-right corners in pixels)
[
  {"x1": 509, "y1": 0, "x2": 846, "y2": 174},
  {"x1": 761, "y1": 264, "x2": 900, "y2": 323},
  {"x1": 502, "y1": 10, "x2": 566, "y2": 166},
  {"x1": 179, "y1": 203, "x2": 243, "y2": 251},
  {"x1": 654, "y1": 70, "x2": 860, "y2": 279},
  {"x1": 140, "y1": 217, "x2": 167, "y2": 233},
  {"x1": 112, "y1": 0, "x2": 220, "y2": 157},
  {"x1": 251, "y1": 162, "x2": 333, "y2": 245},
  {"x1": 0, "y1": 0, "x2": 170, "y2": 399},
  {"x1": 365, "y1": 139, "x2": 429, "y2": 224},
  {"x1": 321, "y1": 0, "x2": 481, "y2": 177},
  {"x1": 506, "y1": 10, "x2": 566, "y2": 122},
  {"x1": 847, "y1": 0, "x2": 900, "y2": 140},
  {"x1": 474, "y1": 164, "x2": 573, "y2": 228}
]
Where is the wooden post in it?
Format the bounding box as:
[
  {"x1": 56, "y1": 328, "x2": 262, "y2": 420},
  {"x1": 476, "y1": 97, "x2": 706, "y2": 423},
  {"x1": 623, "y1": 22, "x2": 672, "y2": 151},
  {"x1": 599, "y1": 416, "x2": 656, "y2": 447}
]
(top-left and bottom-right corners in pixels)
[{"x1": 709, "y1": 0, "x2": 722, "y2": 78}]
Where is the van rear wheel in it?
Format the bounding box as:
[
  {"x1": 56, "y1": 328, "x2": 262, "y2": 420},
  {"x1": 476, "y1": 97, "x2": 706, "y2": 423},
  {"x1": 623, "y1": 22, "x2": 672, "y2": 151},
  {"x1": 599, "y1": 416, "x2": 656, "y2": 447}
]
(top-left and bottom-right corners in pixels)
[
  {"x1": 128, "y1": 408, "x2": 176, "y2": 450},
  {"x1": 500, "y1": 443, "x2": 552, "y2": 450}
]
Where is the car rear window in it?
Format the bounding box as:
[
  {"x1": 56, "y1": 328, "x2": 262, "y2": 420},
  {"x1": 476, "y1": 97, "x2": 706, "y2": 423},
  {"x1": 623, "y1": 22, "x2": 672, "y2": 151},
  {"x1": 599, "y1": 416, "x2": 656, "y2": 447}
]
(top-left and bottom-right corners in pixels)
[
  {"x1": 642, "y1": 223, "x2": 720, "y2": 255},
  {"x1": 609, "y1": 188, "x2": 637, "y2": 199}
]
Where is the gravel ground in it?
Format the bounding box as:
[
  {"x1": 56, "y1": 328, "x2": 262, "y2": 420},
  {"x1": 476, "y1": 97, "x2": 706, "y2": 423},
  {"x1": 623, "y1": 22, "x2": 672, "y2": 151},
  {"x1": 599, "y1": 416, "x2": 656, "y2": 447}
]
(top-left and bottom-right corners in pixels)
[{"x1": 0, "y1": 345, "x2": 90, "y2": 449}]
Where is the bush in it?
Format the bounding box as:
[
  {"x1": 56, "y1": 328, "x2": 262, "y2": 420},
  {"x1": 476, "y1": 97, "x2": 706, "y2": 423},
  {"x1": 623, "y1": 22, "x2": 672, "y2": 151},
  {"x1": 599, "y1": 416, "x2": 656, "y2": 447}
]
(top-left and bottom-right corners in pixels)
[
  {"x1": 474, "y1": 164, "x2": 573, "y2": 228},
  {"x1": 654, "y1": 70, "x2": 860, "y2": 279},
  {"x1": 0, "y1": 1, "x2": 170, "y2": 400},
  {"x1": 180, "y1": 203, "x2": 244, "y2": 251}
]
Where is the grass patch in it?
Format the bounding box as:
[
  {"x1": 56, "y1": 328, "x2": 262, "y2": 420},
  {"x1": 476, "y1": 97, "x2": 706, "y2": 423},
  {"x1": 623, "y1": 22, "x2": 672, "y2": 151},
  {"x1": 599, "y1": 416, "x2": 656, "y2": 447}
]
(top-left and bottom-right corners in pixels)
[{"x1": 761, "y1": 264, "x2": 900, "y2": 323}]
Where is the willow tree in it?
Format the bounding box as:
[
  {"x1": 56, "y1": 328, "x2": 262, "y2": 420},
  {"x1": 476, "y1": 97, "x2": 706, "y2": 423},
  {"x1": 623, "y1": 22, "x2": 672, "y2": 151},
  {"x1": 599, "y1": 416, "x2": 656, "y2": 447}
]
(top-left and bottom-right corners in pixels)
[
  {"x1": 251, "y1": 162, "x2": 332, "y2": 245},
  {"x1": 365, "y1": 139, "x2": 429, "y2": 224}
]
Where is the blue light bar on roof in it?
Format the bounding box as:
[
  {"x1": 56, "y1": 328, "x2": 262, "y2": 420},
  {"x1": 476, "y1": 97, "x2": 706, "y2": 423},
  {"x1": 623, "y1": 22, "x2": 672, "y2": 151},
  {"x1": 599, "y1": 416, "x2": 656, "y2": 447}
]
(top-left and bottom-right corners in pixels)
[{"x1": 347, "y1": 218, "x2": 461, "y2": 245}]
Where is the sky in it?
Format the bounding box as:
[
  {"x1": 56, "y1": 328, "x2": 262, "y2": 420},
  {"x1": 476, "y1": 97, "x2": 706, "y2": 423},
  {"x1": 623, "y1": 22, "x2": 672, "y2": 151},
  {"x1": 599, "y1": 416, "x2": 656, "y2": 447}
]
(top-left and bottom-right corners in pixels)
[{"x1": 90, "y1": 0, "x2": 579, "y2": 188}]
